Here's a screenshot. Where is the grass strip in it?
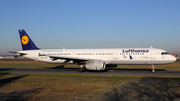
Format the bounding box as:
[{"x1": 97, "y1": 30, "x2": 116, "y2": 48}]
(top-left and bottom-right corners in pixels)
[{"x1": 0, "y1": 73, "x2": 180, "y2": 100}]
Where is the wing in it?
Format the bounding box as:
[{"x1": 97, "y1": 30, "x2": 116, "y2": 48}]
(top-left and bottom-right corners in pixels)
[{"x1": 49, "y1": 55, "x2": 91, "y2": 64}]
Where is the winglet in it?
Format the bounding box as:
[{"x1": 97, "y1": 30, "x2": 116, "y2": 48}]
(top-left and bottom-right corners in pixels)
[{"x1": 19, "y1": 30, "x2": 39, "y2": 50}]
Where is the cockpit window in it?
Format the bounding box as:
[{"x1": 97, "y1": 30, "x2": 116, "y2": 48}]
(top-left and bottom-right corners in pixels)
[{"x1": 161, "y1": 52, "x2": 170, "y2": 55}]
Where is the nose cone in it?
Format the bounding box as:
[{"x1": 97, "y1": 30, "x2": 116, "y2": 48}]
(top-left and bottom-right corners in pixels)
[{"x1": 170, "y1": 55, "x2": 177, "y2": 63}]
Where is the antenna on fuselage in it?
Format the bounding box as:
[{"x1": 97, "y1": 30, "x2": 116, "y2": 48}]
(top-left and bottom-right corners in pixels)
[{"x1": 150, "y1": 46, "x2": 153, "y2": 48}]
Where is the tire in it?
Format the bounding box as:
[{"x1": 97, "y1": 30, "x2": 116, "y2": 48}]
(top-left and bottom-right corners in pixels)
[{"x1": 78, "y1": 68, "x2": 83, "y2": 73}]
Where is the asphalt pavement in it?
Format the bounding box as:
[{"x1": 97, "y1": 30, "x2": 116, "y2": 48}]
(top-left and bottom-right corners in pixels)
[{"x1": 0, "y1": 68, "x2": 180, "y2": 77}]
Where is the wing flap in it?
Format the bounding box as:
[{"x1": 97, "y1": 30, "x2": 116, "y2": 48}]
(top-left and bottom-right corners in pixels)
[{"x1": 49, "y1": 55, "x2": 90, "y2": 64}]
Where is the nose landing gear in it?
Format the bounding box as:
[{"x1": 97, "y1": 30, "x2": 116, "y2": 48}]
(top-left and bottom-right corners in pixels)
[{"x1": 151, "y1": 64, "x2": 155, "y2": 73}]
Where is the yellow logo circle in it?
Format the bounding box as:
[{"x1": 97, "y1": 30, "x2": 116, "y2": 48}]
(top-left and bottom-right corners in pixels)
[{"x1": 21, "y1": 35, "x2": 29, "y2": 45}]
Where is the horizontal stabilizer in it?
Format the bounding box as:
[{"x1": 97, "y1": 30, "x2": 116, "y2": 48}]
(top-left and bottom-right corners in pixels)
[{"x1": 6, "y1": 51, "x2": 27, "y2": 56}]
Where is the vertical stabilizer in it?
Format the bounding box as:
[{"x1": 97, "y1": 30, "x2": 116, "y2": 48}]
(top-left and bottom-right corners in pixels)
[{"x1": 19, "y1": 30, "x2": 39, "y2": 50}]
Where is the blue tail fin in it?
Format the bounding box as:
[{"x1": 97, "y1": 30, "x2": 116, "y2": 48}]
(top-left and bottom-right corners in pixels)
[{"x1": 19, "y1": 30, "x2": 39, "y2": 50}]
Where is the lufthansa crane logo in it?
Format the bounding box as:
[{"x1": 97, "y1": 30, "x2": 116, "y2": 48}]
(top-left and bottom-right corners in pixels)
[{"x1": 21, "y1": 35, "x2": 29, "y2": 45}]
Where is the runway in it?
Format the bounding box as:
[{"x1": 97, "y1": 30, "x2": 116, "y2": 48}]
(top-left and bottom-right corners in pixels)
[{"x1": 0, "y1": 68, "x2": 180, "y2": 76}]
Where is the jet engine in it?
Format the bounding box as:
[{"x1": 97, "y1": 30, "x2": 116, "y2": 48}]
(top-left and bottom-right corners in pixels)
[{"x1": 86, "y1": 61, "x2": 106, "y2": 70}]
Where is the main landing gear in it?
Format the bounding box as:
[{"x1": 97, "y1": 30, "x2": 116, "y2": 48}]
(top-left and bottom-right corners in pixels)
[
  {"x1": 78, "y1": 65, "x2": 86, "y2": 73},
  {"x1": 151, "y1": 64, "x2": 155, "y2": 73}
]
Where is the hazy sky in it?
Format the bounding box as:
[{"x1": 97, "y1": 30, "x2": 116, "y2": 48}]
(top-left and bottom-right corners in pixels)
[{"x1": 0, "y1": 0, "x2": 180, "y2": 55}]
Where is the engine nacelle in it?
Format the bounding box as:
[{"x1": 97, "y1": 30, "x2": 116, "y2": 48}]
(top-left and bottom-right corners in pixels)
[{"x1": 86, "y1": 61, "x2": 106, "y2": 70}]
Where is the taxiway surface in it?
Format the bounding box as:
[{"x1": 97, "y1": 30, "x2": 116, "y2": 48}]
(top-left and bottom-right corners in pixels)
[{"x1": 0, "y1": 68, "x2": 180, "y2": 76}]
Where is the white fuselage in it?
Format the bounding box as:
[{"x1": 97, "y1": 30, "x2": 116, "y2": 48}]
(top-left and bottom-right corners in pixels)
[{"x1": 19, "y1": 48, "x2": 176, "y2": 65}]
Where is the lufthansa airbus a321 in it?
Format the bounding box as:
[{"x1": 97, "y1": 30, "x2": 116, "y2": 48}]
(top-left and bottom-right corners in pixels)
[{"x1": 8, "y1": 30, "x2": 176, "y2": 73}]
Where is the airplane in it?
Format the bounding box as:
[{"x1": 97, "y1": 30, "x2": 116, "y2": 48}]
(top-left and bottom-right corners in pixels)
[{"x1": 8, "y1": 30, "x2": 176, "y2": 73}]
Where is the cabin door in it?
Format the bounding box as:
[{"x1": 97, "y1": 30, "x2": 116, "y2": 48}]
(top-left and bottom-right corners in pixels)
[
  {"x1": 34, "y1": 52, "x2": 39, "y2": 61},
  {"x1": 73, "y1": 52, "x2": 77, "y2": 57},
  {"x1": 150, "y1": 50, "x2": 156, "y2": 59},
  {"x1": 113, "y1": 52, "x2": 118, "y2": 59}
]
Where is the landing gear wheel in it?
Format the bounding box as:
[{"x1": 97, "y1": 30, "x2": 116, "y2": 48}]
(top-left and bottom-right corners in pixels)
[
  {"x1": 151, "y1": 65, "x2": 155, "y2": 73},
  {"x1": 78, "y1": 68, "x2": 83, "y2": 72},
  {"x1": 78, "y1": 67, "x2": 86, "y2": 73},
  {"x1": 78, "y1": 65, "x2": 86, "y2": 73}
]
